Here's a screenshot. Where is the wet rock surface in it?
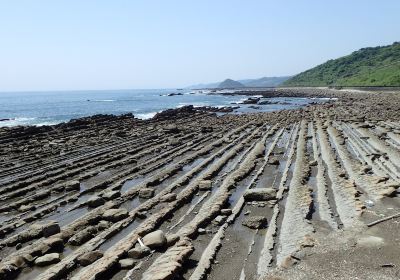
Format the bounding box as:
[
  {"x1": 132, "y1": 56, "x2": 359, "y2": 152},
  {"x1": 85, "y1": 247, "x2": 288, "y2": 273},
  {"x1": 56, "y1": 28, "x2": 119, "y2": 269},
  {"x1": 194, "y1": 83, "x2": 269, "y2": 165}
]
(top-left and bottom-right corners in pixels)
[{"x1": 0, "y1": 88, "x2": 400, "y2": 280}]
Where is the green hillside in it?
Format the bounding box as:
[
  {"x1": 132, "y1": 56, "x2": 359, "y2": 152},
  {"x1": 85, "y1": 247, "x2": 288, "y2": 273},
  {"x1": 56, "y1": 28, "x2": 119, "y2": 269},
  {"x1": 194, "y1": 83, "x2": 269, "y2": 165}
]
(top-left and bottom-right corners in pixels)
[{"x1": 283, "y1": 42, "x2": 400, "y2": 87}]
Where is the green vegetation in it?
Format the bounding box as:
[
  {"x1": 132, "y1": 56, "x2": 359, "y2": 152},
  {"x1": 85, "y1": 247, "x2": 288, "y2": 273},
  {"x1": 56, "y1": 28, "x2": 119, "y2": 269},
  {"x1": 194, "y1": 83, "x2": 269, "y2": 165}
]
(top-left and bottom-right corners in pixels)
[{"x1": 283, "y1": 42, "x2": 400, "y2": 87}]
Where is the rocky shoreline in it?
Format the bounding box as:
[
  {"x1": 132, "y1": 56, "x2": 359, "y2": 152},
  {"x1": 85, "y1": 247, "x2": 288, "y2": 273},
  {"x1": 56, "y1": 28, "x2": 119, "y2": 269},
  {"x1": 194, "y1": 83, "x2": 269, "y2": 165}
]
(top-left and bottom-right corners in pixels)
[{"x1": 0, "y1": 87, "x2": 400, "y2": 280}]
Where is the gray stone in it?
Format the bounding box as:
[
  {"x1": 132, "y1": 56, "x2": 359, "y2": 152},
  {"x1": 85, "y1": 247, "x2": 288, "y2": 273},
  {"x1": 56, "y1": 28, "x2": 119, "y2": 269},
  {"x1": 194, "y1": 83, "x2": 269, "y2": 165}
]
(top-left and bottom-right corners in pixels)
[
  {"x1": 243, "y1": 188, "x2": 277, "y2": 201},
  {"x1": 128, "y1": 244, "x2": 151, "y2": 258},
  {"x1": 242, "y1": 216, "x2": 268, "y2": 229},
  {"x1": 68, "y1": 226, "x2": 97, "y2": 245},
  {"x1": 142, "y1": 230, "x2": 167, "y2": 249},
  {"x1": 213, "y1": 215, "x2": 226, "y2": 225},
  {"x1": 268, "y1": 157, "x2": 280, "y2": 165},
  {"x1": 198, "y1": 180, "x2": 212, "y2": 191},
  {"x1": 139, "y1": 188, "x2": 155, "y2": 199},
  {"x1": 221, "y1": 209, "x2": 232, "y2": 215},
  {"x1": 87, "y1": 196, "x2": 105, "y2": 208},
  {"x1": 160, "y1": 193, "x2": 176, "y2": 202},
  {"x1": 35, "y1": 253, "x2": 60, "y2": 266},
  {"x1": 42, "y1": 221, "x2": 60, "y2": 237},
  {"x1": 119, "y1": 258, "x2": 137, "y2": 269},
  {"x1": 65, "y1": 181, "x2": 80, "y2": 191},
  {"x1": 102, "y1": 190, "x2": 120, "y2": 200},
  {"x1": 102, "y1": 208, "x2": 128, "y2": 222},
  {"x1": 78, "y1": 251, "x2": 103, "y2": 266}
]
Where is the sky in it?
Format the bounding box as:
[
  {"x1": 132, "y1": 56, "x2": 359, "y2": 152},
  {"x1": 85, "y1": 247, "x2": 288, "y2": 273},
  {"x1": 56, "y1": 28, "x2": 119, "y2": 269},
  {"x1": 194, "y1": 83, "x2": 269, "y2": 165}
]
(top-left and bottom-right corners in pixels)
[{"x1": 0, "y1": 0, "x2": 399, "y2": 91}]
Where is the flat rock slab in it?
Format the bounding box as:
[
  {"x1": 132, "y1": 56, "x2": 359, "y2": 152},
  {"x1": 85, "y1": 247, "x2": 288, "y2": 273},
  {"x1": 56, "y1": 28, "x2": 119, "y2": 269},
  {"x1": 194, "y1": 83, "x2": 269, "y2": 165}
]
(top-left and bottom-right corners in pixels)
[
  {"x1": 198, "y1": 180, "x2": 212, "y2": 191},
  {"x1": 87, "y1": 196, "x2": 105, "y2": 208},
  {"x1": 242, "y1": 216, "x2": 268, "y2": 229},
  {"x1": 102, "y1": 208, "x2": 129, "y2": 222},
  {"x1": 243, "y1": 188, "x2": 277, "y2": 201},
  {"x1": 139, "y1": 188, "x2": 155, "y2": 199},
  {"x1": 78, "y1": 251, "x2": 103, "y2": 266},
  {"x1": 35, "y1": 253, "x2": 60, "y2": 266},
  {"x1": 128, "y1": 244, "x2": 151, "y2": 259},
  {"x1": 102, "y1": 190, "x2": 120, "y2": 200}
]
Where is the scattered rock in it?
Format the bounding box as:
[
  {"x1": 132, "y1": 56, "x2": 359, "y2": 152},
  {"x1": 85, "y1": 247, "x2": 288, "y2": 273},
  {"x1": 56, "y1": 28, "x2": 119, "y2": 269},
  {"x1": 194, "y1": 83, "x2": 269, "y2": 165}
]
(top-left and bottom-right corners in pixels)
[
  {"x1": 35, "y1": 253, "x2": 60, "y2": 266},
  {"x1": 119, "y1": 258, "x2": 137, "y2": 269},
  {"x1": 68, "y1": 226, "x2": 97, "y2": 245},
  {"x1": 198, "y1": 180, "x2": 212, "y2": 191},
  {"x1": 102, "y1": 208, "x2": 129, "y2": 222},
  {"x1": 213, "y1": 215, "x2": 226, "y2": 225},
  {"x1": 268, "y1": 157, "x2": 280, "y2": 165},
  {"x1": 139, "y1": 188, "x2": 155, "y2": 199},
  {"x1": 142, "y1": 230, "x2": 167, "y2": 249},
  {"x1": 102, "y1": 190, "x2": 120, "y2": 200},
  {"x1": 87, "y1": 196, "x2": 105, "y2": 208},
  {"x1": 160, "y1": 193, "x2": 176, "y2": 202},
  {"x1": 78, "y1": 251, "x2": 103, "y2": 266},
  {"x1": 128, "y1": 244, "x2": 151, "y2": 258},
  {"x1": 65, "y1": 180, "x2": 80, "y2": 191},
  {"x1": 220, "y1": 208, "x2": 232, "y2": 215},
  {"x1": 242, "y1": 216, "x2": 268, "y2": 229},
  {"x1": 309, "y1": 160, "x2": 317, "y2": 166},
  {"x1": 243, "y1": 188, "x2": 277, "y2": 201},
  {"x1": 42, "y1": 221, "x2": 60, "y2": 237}
]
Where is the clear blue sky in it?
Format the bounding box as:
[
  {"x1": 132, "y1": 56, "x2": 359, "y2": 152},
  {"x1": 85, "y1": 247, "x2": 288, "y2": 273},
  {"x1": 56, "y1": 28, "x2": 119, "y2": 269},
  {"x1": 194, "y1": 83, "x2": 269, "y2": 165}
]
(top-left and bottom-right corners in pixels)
[{"x1": 0, "y1": 0, "x2": 399, "y2": 91}]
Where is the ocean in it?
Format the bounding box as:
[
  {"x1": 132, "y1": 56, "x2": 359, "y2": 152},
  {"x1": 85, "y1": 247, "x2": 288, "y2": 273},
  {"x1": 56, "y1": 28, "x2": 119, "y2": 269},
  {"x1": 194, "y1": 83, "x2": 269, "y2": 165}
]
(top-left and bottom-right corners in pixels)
[{"x1": 0, "y1": 89, "x2": 326, "y2": 127}]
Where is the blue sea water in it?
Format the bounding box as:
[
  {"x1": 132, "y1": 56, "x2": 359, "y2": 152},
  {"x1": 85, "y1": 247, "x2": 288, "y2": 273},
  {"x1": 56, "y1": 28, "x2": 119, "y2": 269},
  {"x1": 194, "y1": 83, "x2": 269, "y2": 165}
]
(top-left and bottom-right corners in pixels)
[{"x1": 0, "y1": 89, "x2": 328, "y2": 127}]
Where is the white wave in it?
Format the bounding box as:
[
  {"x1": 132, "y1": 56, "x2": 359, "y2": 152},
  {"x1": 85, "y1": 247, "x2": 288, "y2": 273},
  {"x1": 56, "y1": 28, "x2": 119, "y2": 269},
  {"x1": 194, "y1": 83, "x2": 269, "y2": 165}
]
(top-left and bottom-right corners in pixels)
[
  {"x1": 92, "y1": 99, "x2": 116, "y2": 102},
  {"x1": 35, "y1": 121, "x2": 61, "y2": 126},
  {"x1": 0, "y1": 117, "x2": 36, "y2": 127},
  {"x1": 136, "y1": 112, "x2": 157, "y2": 120}
]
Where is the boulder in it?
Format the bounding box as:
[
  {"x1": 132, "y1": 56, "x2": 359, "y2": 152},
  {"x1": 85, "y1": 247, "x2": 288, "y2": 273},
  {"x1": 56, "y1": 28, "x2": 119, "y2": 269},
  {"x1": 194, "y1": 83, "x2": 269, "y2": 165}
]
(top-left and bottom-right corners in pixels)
[
  {"x1": 43, "y1": 237, "x2": 64, "y2": 250},
  {"x1": 42, "y1": 221, "x2": 60, "y2": 237},
  {"x1": 242, "y1": 216, "x2": 268, "y2": 229},
  {"x1": 139, "y1": 188, "x2": 155, "y2": 199},
  {"x1": 87, "y1": 196, "x2": 105, "y2": 208},
  {"x1": 119, "y1": 258, "x2": 137, "y2": 269},
  {"x1": 78, "y1": 251, "x2": 103, "y2": 266},
  {"x1": 35, "y1": 253, "x2": 60, "y2": 266},
  {"x1": 142, "y1": 230, "x2": 167, "y2": 249},
  {"x1": 243, "y1": 188, "x2": 276, "y2": 201},
  {"x1": 102, "y1": 208, "x2": 129, "y2": 222}
]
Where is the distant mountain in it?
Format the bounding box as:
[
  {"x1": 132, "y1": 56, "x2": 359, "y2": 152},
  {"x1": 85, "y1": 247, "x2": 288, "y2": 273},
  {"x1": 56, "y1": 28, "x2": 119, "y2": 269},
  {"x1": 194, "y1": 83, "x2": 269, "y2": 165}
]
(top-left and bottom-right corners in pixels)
[
  {"x1": 239, "y1": 76, "x2": 291, "y2": 87},
  {"x1": 218, "y1": 79, "x2": 245, "y2": 88},
  {"x1": 185, "y1": 82, "x2": 220, "y2": 89},
  {"x1": 283, "y1": 42, "x2": 400, "y2": 87},
  {"x1": 186, "y1": 76, "x2": 290, "y2": 89}
]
